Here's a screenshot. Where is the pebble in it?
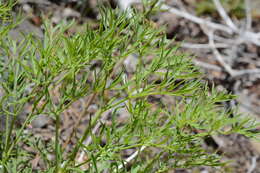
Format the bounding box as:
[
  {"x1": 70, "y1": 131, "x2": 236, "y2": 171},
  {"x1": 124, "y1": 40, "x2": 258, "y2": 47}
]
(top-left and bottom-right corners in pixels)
[
  {"x1": 32, "y1": 114, "x2": 51, "y2": 128},
  {"x1": 123, "y1": 54, "x2": 138, "y2": 73},
  {"x1": 9, "y1": 19, "x2": 43, "y2": 41},
  {"x1": 87, "y1": 104, "x2": 98, "y2": 113}
]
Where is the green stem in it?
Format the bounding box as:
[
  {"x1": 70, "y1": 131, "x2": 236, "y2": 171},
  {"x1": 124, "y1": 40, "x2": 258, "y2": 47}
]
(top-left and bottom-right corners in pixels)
[
  {"x1": 3, "y1": 62, "x2": 19, "y2": 162},
  {"x1": 3, "y1": 92, "x2": 46, "y2": 163},
  {"x1": 63, "y1": 109, "x2": 104, "y2": 169},
  {"x1": 55, "y1": 111, "x2": 61, "y2": 173}
]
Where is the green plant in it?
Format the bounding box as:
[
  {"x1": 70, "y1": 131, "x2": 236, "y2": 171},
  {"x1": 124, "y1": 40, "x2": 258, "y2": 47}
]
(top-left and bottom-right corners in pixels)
[{"x1": 0, "y1": 1, "x2": 259, "y2": 173}]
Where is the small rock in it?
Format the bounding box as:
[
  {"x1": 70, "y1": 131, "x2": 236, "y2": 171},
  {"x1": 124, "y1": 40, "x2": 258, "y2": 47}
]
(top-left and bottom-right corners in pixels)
[
  {"x1": 47, "y1": 154, "x2": 55, "y2": 161},
  {"x1": 123, "y1": 54, "x2": 138, "y2": 73},
  {"x1": 87, "y1": 104, "x2": 98, "y2": 113},
  {"x1": 9, "y1": 19, "x2": 43, "y2": 41},
  {"x1": 117, "y1": 0, "x2": 140, "y2": 10},
  {"x1": 32, "y1": 114, "x2": 51, "y2": 128},
  {"x1": 51, "y1": 10, "x2": 62, "y2": 24},
  {"x1": 62, "y1": 8, "x2": 80, "y2": 19},
  {"x1": 22, "y1": 4, "x2": 33, "y2": 14},
  {"x1": 117, "y1": 109, "x2": 130, "y2": 124}
]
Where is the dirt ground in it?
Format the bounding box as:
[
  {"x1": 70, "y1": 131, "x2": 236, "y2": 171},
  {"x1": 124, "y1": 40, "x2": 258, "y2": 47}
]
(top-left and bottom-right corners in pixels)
[{"x1": 9, "y1": 0, "x2": 260, "y2": 172}]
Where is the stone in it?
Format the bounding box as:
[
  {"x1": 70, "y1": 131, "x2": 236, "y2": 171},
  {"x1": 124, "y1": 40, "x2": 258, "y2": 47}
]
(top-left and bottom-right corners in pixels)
[
  {"x1": 32, "y1": 114, "x2": 51, "y2": 128},
  {"x1": 123, "y1": 54, "x2": 138, "y2": 73}
]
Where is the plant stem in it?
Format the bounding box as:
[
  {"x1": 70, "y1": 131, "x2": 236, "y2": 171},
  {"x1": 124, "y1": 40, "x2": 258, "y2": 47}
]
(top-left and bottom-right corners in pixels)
[
  {"x1": 63, "y1": 93, "x2": 97, "y2": 149},
  {"x1": 63, "y1": 108, "x2": 104, "y2": 170},
  {"x1": 55, "y1": 111, "x2": 61, "y2": 173}
]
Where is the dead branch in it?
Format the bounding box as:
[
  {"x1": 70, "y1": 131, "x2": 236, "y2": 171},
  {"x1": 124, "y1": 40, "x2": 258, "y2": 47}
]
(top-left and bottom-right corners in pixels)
[{"x1": 213, "y1": 0, "x2": 238, "y2": 32}]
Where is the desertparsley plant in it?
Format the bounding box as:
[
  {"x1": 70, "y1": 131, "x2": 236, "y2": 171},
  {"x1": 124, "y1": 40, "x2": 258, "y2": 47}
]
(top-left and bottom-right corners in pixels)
[{"x1": 0, "y1": 1, "x2": 259, "y2": 173}]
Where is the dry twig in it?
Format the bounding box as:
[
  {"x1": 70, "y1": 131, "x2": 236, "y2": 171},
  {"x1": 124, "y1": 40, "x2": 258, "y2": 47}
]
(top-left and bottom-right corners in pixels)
[
  {"x1": 162, "y1": 2, "x2": 260, "y2": 45},
  {"x1": 207, "y1": 30, "x2": 236, "y2": 76},
  {"x1": 247, "y1": 156, "x2": 258, "y2": 173},
  {"x1": 160, "y1": 0, "x2": 260, "y2": 77},
  {"x1": 207, "y1": 30, "x2": 260, "y2": 77},
  {"x1": 117, "y1": 146, "x2": 146, "y2": 170},
  {"x1": 245, "y1": 0, "x2": 252, "y2": 30},
  {"x1": 193, "y1": 59, "x2": 222, "y2": 72},
  {"x1": 181, "y1": 42, "x2": 229, "y2": 49},
  {"x1": 212, "y1": 0, "x2": 238, "y2": 32},
  {"x1": 160, "y1": 4, "x2": 233, "y2": 34}
]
